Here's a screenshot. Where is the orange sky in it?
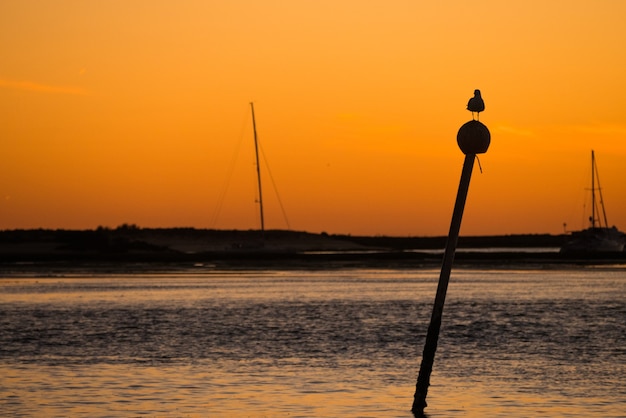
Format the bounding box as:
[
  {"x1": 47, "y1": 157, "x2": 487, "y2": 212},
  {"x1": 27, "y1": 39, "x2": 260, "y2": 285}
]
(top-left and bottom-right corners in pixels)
[{"x1": 1, "y1": 1, "x2": 625, "y2": 236}]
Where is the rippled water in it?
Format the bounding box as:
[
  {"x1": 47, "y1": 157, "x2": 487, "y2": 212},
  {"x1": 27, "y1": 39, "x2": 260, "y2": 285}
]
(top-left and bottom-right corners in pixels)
[{"x1": 1, "y1": 266, "x2": 625, "y2": 416}]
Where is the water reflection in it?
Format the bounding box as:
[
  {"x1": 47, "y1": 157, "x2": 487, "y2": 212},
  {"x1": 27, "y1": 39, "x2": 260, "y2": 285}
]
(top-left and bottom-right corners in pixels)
[{"x1": 1, "y1": 268, "x2": 625, "y2": 416}]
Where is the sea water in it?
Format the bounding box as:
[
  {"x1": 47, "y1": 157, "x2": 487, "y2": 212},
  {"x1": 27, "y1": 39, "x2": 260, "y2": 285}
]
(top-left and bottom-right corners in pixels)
[{"x1": 1, "y1": 266, "x2": 624, "y2": 417}]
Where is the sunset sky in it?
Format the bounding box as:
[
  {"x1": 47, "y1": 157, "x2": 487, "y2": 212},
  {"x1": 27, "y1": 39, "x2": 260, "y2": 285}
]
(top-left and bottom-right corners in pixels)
[{"x1": 1, "y1": 1, "x2": 625, "y2": 236}]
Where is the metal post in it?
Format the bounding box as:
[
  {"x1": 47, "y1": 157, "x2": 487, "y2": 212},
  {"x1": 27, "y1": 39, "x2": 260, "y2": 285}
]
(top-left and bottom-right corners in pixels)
[{"x1": 412, "y1": 153, "x2": 475, "y2": 415}]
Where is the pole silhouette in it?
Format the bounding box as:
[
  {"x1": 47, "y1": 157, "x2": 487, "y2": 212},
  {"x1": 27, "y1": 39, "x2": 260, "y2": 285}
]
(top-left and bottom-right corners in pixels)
[{"x1": 412, "y1": 117, "x2": 490, "y2": 415}]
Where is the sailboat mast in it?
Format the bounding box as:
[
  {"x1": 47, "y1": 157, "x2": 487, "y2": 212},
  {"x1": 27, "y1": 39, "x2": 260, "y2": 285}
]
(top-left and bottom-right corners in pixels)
[
  {"x1": 591, "y1": 150, "x2": 596, "y2": 228},
  {"x1": 593, "y1": 150, "x2": 610, "y2": 228},
  {"x1": 250, "y1": 102, "x2": 265, "y2": 232}
]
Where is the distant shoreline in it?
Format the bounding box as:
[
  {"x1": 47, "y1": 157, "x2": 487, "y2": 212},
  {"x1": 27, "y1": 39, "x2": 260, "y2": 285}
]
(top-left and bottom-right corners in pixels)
[{"x1": 1, "y1": 228, "x2": 624, "y2": 270}]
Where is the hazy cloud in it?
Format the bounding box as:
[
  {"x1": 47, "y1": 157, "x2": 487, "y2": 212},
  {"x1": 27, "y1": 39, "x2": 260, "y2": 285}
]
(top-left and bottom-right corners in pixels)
[
  {"x1": 0, "y1": 78, "x2": 88, "y2": 96},
  {"x1": 571, "y1": 123, "x2": 626, "y2": 136},
  {"x1": 494, "y1": 125, "x2": 533, "y2": 137}
]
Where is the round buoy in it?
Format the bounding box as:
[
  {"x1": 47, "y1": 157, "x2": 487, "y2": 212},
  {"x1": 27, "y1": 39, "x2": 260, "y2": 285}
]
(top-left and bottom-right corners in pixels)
[{"x1": 457, "y1": 120, "x2": 490, "y2": 155}]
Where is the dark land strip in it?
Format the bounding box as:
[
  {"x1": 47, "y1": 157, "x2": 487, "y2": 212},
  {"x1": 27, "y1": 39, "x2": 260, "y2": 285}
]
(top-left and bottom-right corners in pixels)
[{"x1": 1, "y1": 228, "x2": 624, "y2": 272}]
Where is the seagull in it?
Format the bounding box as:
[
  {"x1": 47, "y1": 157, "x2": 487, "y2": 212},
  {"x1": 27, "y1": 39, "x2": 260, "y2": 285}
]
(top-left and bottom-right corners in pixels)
[{"x1": 467, "y1": 89, "x2": 485, "y2": 120}]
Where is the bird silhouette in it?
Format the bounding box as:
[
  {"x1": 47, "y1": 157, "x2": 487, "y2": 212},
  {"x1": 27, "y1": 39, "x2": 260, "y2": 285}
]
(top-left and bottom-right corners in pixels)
[{"x1": 467, "y1": 89, "x2": 485, "y2": 120}]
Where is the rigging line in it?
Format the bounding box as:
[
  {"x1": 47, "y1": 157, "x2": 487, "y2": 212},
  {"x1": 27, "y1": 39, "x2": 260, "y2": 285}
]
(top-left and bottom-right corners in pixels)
[
  {"x1": 251, "y1": 152, "x2": 263, "y2": 228},
  {"x1": 582, "y1": 164, "x2": 593, "y2": 229},
  {"x1": 209, "y1": 108, "x2": 250, "y2": 228},
  {"x1": 475, "y1": 155, "x2": 483, "y2": 173},
  {"x1": 593, "y1": 198, "x2": 602, "y2": 228},
  {"x1": 593, "y1": 156, "x2": 609, "y2": 228},
  {"x1": 259, "y1": 141, "x2": 292, "y2": 230}
]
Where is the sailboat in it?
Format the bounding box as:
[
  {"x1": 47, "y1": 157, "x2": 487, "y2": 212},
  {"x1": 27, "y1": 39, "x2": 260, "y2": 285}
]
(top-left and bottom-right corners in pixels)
[
  {"x1": 210, "y1": 102, "x2": 290, "y2": 251},
  {"x1": 560, "y1": 150, "x2": 625, "y2": 253}
]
